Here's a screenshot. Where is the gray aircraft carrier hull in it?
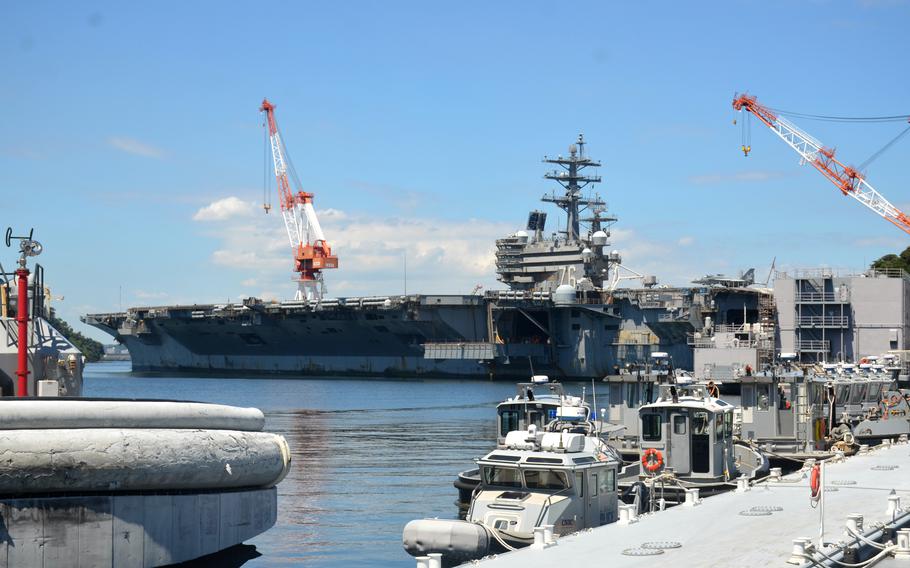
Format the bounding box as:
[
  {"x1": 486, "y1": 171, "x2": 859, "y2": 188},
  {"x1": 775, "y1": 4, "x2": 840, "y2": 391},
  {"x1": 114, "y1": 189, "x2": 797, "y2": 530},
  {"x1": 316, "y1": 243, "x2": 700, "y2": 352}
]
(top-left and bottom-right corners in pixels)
[{"x1": 84, "y1": 289, "x2": 759, "y2": 380}]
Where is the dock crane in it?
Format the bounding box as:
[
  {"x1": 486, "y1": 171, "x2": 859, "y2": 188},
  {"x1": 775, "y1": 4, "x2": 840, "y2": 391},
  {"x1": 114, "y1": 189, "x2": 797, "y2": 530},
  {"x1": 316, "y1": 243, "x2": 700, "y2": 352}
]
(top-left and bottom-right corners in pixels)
[
  {"x1": 732, "y1": 94, "x2": 910, "y2": 236},
  {"x1": 260, "y1": 98, "x2": 338, "y2": 302}
]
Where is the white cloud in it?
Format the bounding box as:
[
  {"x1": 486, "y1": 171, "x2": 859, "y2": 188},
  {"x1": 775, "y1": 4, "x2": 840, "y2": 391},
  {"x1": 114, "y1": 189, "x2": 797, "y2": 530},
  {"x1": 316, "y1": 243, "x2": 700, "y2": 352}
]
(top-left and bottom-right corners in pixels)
[
  {"x1": 193, "y1": 197, "x2": 257, "y2": 222},
  {"x1": 107, "y1": 136, "x2": 165, "y2": 158},
  {"x1": 195, "y1": 205, "x2": 513, "y2": 298},
  {"x1": 678, "y1": 236, "x2": 695, "y2": 246}
]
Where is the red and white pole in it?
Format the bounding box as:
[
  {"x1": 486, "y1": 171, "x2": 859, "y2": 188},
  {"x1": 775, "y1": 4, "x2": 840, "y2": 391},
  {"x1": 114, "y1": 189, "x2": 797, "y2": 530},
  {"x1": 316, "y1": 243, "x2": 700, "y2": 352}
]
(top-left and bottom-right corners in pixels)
[{"x1": 15, "y1": 267, "x2": 29, "y2": 397}]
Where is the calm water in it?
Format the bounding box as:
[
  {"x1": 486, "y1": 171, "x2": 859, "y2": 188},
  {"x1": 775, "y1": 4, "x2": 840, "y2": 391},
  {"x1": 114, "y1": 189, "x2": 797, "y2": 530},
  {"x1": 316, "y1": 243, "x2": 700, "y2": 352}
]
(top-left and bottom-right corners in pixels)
[{"x1": 84, "y1": 362, "x2": 554, "y2": 567}]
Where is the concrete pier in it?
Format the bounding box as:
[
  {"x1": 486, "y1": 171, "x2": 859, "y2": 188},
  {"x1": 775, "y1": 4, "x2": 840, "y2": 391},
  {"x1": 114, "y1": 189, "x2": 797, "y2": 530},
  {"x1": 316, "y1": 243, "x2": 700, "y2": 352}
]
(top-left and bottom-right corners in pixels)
[
  {"x1": 461, "y1": 440, "x2": 910, "y2": 567},
  {"x1": 0, "y1": 487, "x2": 276, "y2": 567}
]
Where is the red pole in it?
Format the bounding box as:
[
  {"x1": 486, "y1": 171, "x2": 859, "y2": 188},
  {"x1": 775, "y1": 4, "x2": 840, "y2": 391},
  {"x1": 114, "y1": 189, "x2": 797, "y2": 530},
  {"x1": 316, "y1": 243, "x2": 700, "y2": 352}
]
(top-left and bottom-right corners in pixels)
[{"x1": 15, "y1": 268, "x2": 29, "y2": 397}]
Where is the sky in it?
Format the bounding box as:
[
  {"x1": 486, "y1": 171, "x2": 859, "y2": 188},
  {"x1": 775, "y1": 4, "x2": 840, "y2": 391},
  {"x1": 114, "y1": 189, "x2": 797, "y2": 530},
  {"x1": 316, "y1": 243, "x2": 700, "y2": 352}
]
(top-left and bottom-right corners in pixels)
[{"x1": 1, "y1": 0, "x2": 909, "y2": 342}]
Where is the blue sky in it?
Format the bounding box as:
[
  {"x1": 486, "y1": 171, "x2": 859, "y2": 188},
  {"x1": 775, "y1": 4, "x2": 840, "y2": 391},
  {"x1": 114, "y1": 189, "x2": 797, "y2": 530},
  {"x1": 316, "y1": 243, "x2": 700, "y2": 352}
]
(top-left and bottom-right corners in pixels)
[{"x1": 2, "y1": 1, "x2": 908, "y2": 341}]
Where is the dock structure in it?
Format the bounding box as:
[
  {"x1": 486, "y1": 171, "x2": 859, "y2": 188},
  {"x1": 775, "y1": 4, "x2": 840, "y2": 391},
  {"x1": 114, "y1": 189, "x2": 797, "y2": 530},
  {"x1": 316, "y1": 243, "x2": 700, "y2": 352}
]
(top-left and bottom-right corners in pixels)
[{"x1": 456, "y1": 440, "x2": 910, "y2": 567}]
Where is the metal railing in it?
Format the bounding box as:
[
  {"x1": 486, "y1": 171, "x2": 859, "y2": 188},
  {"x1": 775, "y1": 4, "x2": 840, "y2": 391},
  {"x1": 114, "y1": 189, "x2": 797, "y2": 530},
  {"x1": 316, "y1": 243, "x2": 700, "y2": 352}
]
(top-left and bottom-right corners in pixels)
[
  {"x1": 796, "y1": 340, "x2": 830, "y2": 352},
  {"x1": 795, "y1": 292, "x2": 849, "y2": 303},
  {"x1": 796, "y1": 315, "x2": 849, "y2": 327}
]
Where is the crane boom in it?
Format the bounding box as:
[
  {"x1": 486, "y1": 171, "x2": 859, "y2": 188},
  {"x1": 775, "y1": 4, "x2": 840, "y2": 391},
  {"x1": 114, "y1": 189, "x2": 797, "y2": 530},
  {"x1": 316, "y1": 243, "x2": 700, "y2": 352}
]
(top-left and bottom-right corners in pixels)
[
  {"x1": 260, "y1": 98, "x2": 338, "y2": 301},
  {"x1": 732, "y1": 94, "x2": 910, "y2": 236}
]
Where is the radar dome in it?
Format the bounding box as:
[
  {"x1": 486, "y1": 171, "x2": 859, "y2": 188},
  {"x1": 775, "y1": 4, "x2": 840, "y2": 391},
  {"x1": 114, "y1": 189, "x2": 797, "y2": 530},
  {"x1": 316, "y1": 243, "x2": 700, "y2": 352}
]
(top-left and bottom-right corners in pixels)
[
  {"x1": 553, "y1": 284, "x2": 576, "y2": 305},
  {"x1": 591, "y1": 230, "x2": 608, "y2": 246},
  {"x1": 513, "y1": 230, "x2": 529, "y2": 243}
]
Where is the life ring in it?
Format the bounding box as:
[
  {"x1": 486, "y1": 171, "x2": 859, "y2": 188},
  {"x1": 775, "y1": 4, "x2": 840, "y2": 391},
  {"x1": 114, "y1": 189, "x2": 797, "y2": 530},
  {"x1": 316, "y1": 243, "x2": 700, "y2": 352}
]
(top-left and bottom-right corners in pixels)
[
  {"x1": 641, "y1": 448, "x2": 664, "y2": 473},
  {"x1": 809, "y1": 463, "x2": 821, "y2": 500},
  {"x1": 882, "y1": 394, "x2": 902, "y2": 407}
]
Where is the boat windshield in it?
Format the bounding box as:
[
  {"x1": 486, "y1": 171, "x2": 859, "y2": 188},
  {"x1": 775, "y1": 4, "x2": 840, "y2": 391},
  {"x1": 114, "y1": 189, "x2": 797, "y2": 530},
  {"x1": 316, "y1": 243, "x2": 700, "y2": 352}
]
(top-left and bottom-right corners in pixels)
[
  {"x1": 482, "y1": 466, "x2": 522, "y2": 488},
  {"x1": 524, "y1": 469, "x2": 569, "y2": 490}
]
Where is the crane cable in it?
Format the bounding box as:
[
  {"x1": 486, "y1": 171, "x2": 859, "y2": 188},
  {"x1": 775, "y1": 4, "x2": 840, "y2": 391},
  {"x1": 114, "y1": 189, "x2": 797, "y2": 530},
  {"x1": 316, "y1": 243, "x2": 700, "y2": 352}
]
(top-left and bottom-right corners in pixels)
[
  {"x1": 768, "y1": 106, "x2": 910, "y2": 123},
  {"x1": 858, "y1": 124, "x2": 910, "y2": 172},
  {"x1": 753, "y1": 104, "x2": 910, "y2": 169}
]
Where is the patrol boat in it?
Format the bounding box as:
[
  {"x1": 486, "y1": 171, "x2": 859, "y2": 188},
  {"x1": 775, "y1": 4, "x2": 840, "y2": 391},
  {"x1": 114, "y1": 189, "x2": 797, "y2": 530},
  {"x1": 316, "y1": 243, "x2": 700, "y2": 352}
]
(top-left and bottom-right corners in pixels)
[
  {"x1": 404, "y1": 416, "x2": 621, "y2": 564},
  {"x1": 618, "y1": 382, "x2": 769, "y2": 504},
  {"x1": 454, "y1": 376, "x2": 594, "y2": 506}
]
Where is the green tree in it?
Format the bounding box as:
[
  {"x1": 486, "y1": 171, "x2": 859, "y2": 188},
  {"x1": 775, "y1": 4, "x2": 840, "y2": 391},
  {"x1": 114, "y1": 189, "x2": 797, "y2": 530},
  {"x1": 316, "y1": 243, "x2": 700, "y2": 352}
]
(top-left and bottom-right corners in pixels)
[
  {"x1": 47, "y1": 310, "x2": 105, "y2": 362},
  {"x1": 871, "y1": 246, "x2": 910, "y2": 273}
]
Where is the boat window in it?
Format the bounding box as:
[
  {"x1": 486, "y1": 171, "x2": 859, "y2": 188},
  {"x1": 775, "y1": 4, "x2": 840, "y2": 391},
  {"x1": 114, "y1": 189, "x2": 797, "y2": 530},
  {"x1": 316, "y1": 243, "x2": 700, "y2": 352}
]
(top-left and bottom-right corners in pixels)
[
  {"x1": 869, "y1": 383, "x2": 884, "y2": 401},
  {"x1": 487, "y1": 454, "x2": 521, "y2": 462},
  {"x1": 526, "y1": 457, "x2": 563, "y2": 464},
  {"x1": 482, "y1": 466, "x2": 522, "y2": 488},
  {"x1": 778, "y1": 383, "x2": 792, "y2": 410},
  {"x1": 574, "y1": 472, "x2": 584, "y2": 497},
  {"x1": 573, "y1": 456, "x2": 596, "y2": 465},
  {"x1": 673, "y1": 415, "x2": 686, "y2": 435},
  {"x1": 500, "y1": 410, "x2": 521, "y2": 436},
  {"x1": 715, "y1": 412, "x2": 725, "y2": 440},
  {"x1": 524, "y1": 469, "x2": 568, "y2": 490},
  {"x1": 692, "y1": 411, "x2": 709, "y2": 435},
  {"x1": 609, "y1": 384, "x2": 622, "y2": 408},
  {"x1": 756, "y1": 384, "x2": 771, "y2": 411},
  {"x1": 591, "y1": 473, "x2": 599, "y2": 496},
  {"x1": 600, "y1": 468, "x2": 615, "y2": 493},
  {"x1": 835, "y1": 384, "x2": 850, "y2": 403},
  {"x1": 849, "y1": 384, "x2": 867, "y2": 404},
  {"x1": 724, "y1": 411, "x2": 733, "y2": 439},
  {"x1": 642, "y1": 414, "x2": 662, "y2": 441},
  {"x1": 741, "y1": 385, "x2": 755, "y2": 408},
  {"x1": 626, "y1": 383, "x2": 639, "y2": 407}
]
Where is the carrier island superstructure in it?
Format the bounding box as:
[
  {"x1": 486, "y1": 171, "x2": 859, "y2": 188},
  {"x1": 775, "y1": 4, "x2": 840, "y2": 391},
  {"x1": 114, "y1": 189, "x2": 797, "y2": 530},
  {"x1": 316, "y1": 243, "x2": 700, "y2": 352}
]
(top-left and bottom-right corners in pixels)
[{"x1": 82, "y1": 137, "x2": 790, "y2": 379}]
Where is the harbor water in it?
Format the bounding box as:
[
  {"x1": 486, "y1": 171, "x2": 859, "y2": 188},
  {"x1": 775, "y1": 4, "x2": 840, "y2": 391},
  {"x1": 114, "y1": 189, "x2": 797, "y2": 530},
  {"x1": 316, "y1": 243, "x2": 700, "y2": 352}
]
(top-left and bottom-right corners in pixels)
[{"x1": 84, "y1": 362, "x2": 602, "y2": 566}]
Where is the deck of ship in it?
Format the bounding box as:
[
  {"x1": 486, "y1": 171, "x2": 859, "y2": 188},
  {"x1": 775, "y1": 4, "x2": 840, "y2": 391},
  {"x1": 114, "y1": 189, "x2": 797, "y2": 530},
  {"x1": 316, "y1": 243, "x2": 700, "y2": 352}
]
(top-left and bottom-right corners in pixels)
[{"x1": 459, "y1": 440, "x2": 910, "y2": 567}]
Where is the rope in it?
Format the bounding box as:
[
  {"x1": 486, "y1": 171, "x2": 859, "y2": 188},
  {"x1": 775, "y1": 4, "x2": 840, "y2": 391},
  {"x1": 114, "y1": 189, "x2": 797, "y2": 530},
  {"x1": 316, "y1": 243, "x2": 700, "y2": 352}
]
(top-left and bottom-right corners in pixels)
[
  {"x1": 476, "y1": 522, "x2": 518, "y2": 551},
  {"x1": 798, "y1": 544, "x2": 897, "y2": 568}
]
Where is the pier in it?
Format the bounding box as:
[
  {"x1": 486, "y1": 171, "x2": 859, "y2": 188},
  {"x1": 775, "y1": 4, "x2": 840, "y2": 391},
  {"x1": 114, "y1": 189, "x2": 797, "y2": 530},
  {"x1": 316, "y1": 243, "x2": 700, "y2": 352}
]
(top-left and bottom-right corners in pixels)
[{"x1": 458, "y1": 440, "x2": 910, "y2": 567}]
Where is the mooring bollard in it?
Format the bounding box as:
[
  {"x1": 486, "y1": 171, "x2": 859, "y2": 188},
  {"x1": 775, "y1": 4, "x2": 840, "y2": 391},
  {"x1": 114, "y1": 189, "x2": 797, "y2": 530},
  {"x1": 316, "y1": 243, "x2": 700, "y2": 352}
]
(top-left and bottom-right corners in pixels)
[
  {"x1": 895, "y1": 529, "x2": 910, "y2": 559},
  {"x1": 532, "y1": 526, "x2": 547, "y2": 549},
  {"x1": 845, "y1": 513, "x2": 864, "y2": 536},
  {"x1": 543, "y1": 524, "x2": 556, "y2": 545},
  {"x1": 787, "y1": 538, "x2": 812, "y2": 565}
]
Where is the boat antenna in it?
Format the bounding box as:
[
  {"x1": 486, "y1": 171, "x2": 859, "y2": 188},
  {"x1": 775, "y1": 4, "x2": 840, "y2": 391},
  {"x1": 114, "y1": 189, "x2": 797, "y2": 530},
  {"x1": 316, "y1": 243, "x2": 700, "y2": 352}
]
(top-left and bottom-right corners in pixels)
[
  {"x1": 591, "y1": 378, "x2": 598, "y2": 422},
  {"x1": 527, "y1": 355, "x2": 535, "y2": 377}
]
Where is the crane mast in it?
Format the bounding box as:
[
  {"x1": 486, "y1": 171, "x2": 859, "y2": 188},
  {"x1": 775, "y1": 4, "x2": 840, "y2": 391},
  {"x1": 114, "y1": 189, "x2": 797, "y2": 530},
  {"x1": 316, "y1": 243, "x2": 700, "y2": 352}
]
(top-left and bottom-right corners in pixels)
[
  {"x1": 732, "y1": 94, "x2": 910, "y2": 236},
  {"x1": 260, "y1": 98, "x2": 338, "y2": 301}
]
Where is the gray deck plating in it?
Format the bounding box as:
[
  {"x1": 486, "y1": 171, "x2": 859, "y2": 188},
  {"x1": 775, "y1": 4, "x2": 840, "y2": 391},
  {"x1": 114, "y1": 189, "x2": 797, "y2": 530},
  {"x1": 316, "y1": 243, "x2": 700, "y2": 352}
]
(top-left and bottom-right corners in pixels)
[{"x1": 461, "y1": 443, "x2": 910, "y2": 567}]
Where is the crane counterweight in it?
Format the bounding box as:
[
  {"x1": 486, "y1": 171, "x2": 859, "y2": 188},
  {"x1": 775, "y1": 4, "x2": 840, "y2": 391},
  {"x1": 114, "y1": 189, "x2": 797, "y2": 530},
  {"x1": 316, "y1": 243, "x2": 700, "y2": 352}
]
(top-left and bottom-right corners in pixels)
[{"x1": 260, "y1": 98, "x2": 338, "y2": 301}]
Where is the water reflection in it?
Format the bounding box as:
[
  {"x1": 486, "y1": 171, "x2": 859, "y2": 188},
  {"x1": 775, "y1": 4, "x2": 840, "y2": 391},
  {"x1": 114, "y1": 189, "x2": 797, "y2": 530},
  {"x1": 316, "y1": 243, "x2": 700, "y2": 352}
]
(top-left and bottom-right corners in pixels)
[{"x1": 84, "y1": 362, "x2": 517, "y2": 567}]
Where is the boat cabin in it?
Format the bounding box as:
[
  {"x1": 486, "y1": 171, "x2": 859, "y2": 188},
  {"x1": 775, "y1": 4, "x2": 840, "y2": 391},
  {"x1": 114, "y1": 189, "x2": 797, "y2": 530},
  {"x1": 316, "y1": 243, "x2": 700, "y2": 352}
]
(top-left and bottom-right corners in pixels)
[
  {"x1": 470, "y1": 429, "x2": 620, "y2": 538},
  {"x1": 637, "y1": 385, "x2": 735, "y2": 480},
  {"x1": 603, "y1": 352, "x2": 669, "y2": 448},
  {"x1": 496, "y1": 376, "x2": 590, "y2": 444}
]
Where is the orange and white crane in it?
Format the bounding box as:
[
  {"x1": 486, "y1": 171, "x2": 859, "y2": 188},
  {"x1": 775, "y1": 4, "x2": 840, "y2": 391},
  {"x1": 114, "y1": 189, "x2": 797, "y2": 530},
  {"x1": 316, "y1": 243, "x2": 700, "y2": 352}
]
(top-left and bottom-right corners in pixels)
[
  {"x1": 260, "y1": 98, "x2": 338, "y2": 302},
  {"x1": 732, "y1": 94, "x2": 910, "y2": 236}
]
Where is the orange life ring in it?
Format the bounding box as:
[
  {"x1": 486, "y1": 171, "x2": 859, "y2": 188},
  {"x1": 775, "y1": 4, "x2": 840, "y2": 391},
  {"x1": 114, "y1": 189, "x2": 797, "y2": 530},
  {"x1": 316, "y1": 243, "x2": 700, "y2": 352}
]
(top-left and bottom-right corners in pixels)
[
  {"x1": 641, "y1": 448, "x2": 664, "y2": 473},
  {"x1": 809, "y1": 463, "x2": 821, "y2": 499}
]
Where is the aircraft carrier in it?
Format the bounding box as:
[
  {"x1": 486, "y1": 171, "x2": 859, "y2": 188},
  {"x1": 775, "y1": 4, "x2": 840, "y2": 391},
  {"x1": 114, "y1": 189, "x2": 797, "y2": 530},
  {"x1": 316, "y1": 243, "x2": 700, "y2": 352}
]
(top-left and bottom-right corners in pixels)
[{"x1": 83, "y1": 135, "x2": 762, "y2": 380}]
